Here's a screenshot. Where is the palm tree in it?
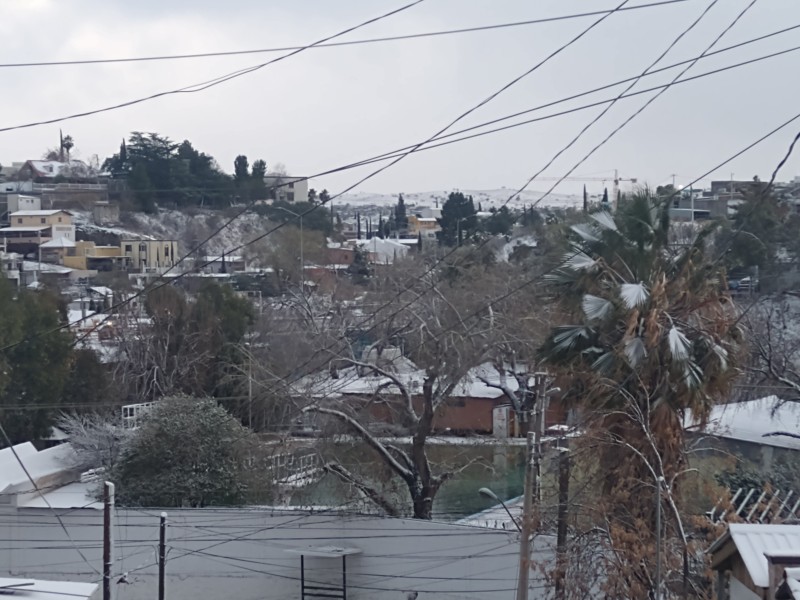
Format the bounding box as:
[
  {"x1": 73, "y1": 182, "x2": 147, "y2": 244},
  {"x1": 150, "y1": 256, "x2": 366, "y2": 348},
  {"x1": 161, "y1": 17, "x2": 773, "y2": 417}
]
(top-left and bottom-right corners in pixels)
[
  {"x1": 61, "y1": 135, "x2": 74, "y2": 162},
  {"x1": 541, "y1": 189, "x2": 740, "y2": 596}
]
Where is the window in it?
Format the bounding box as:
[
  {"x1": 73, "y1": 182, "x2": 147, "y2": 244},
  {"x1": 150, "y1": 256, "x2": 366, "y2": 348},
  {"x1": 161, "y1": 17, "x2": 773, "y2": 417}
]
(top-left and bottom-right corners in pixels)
[
  {"x1": 58, "y1": 217, "x2": 62, "y2": 223},
  {"x1": 139, "y1": 243, "x2": 147, "y2": 252},
  {"x1": 287, "y1": 192, "x2": 295, "y2": 202},
  {"x1": 164, "y1": 245, "x2": 170, "y2": 257},
  {"x1": 40, "y1": 218, "x2": 46, "y2": 224},
  {"x1": 16, "y1": 218, "x2": 22, "y2": 224},
  {"x1": 288, "y1": 181, "x2": 294, "y2": 189},
  {"x1": 124, "y1": 244, "x2": 132, "y2": 253}
]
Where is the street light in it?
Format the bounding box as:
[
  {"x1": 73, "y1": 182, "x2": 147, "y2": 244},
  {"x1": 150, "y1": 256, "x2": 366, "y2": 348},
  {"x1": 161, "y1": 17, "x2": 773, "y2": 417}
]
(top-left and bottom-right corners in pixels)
[
  {"x1": 477, "y1": 487, "x2": 522, "y2": 533},
  {"x1": 273, "y1": 206, "x2": 304, "y2": 292}
]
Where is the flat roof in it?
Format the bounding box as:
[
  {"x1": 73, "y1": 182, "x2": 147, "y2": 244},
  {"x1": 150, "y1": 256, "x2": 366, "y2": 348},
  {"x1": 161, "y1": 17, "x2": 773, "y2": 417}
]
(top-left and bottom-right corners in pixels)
[
  {"x1": 0, "y1": 226, "x2": 49, "y2": 232},
  {"x1": 285, "y1": 546, "x2": 362, "y2": 558}
]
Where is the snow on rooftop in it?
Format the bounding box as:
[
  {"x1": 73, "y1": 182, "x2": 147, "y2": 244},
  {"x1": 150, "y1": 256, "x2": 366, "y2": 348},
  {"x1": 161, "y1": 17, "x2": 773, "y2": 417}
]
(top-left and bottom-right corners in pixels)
[
  {"x1": 40, "y1": 237, "x2": 76, "y2": 249},
  {"x1": 18, "y1": 481, "x2": 101, "y2": 510},
  {"x1": 0, "y1": 578, "x2": 98, "y2": 600},
  {"x1": 684, "y1": 396, "x2": 800, "y2": 450},
  {"x1": 0, "y1": 443, "x2": 77, "y2": 493},
  {"x1": 10, "y1": 209, "x2": 71, "y2": 217},
  {"x1": 711, "y1": 524, "x2": 800, "y2": 588},
  {"x1": 21, "y1": 261, "x2": 74, "y2": 274}
]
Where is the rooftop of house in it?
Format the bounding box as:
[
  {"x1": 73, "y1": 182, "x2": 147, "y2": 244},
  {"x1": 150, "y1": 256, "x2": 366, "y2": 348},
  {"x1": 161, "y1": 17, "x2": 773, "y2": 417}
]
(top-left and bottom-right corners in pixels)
[
  {"x1": 710, "y1": 523, "x2": 800, "y2": 588},
  {"x1": 0, "y1": 442, "x2": 77, "y2": 494},
  {"x1": 25, "y1": 159, "x2": 91, "y2": 178},
  {"x1": 10, "y1": 210, "x2": 72, "y2": 217},
  {"x1": 295, "y1": 358, "x2": 524, "y2": 400},
  {"x1": 40, "y1": 238, "x2": 76, "y2": 249},
  {"x1": 0, "y1": 226, "x2": 50, "y2": 232},
  {"x1": 0, "y1": 578, "x2": 99, "y2": 600},
  {"x1": 684, "y1": 396, "x2": 800, "y2": 451}
]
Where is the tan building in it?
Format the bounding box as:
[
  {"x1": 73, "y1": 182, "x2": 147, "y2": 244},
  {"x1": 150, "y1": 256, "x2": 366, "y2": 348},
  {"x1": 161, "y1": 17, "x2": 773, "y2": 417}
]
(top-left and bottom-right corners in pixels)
[
  {"x1": 1, "y1": 209, "x2": 75, "y2": 253},
  {"x1": 121, "y1": 239, "x2": 179, "y2": 273},
  {"x1": 63, "y1": 241, "x2": 130, "y2": 271},
  {"x1": 407, "y1": 215, "x2": 440, "y2": 237}
]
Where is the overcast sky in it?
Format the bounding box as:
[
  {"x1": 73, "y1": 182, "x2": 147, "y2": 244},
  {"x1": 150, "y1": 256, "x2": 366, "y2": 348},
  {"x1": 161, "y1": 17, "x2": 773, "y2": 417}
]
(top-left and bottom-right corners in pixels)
[{"x1": 1, "y1": 0, "x2": 799, "y2": 197}]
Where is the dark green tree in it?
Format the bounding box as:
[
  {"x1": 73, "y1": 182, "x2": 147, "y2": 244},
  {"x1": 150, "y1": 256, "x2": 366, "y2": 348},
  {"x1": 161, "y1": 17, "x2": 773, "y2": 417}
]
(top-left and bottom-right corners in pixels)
[
  {"x1": 308, "y1": 188, "x2": 318, "y2": 204},
  {"x1": 484, "y1": 205, "x2": 514, "y2": 236},
  {"x1": 0, "y1": 283, "x2": 73, "y2": 446},
  {"x1": 234, "y1": 155, "x2": 250, "y2": 184},
  {"x1": 319, "y1": 189, "x2": 331, "y2": 205},
  {"x1": 111, "y1": 396, "x2": 258, "y2": 507},
  {"x1": 395, "y1": 194, "x2": 408, "y2": 231},
  {"x1": 128, "y1": 163, "x2": 156, "y2": 213},
  {"x1": 437, "y1": 191, "x2": 478, "y2": 246}
]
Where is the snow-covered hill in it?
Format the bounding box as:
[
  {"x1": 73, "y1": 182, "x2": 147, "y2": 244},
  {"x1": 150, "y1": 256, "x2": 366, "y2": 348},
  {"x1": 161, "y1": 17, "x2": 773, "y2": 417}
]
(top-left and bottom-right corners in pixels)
[{"x1": 338, "y1": 188, "x2": 584, "y2": 210}]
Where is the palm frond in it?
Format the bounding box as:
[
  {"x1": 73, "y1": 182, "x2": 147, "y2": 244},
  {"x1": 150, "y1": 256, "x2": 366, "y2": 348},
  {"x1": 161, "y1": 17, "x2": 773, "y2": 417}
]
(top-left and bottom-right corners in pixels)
[
  {"x1": 667, "y1": 326, "x2": 692, "y2": 361},
  {"x1": 591, "y1": 351, "x2": 616, "y2": 376},
  {"x1": 571, "y1": 223, "x2": 600, "y2": 243},
  {"x1": 623, "y1": 336, "x2": 647, "y2": 367},
  {"x1": 543, "y1": 269, "x2": 581, "y2": 285},
  {"x1": 589, "y1": 210, "x2": 618, "y2": 232},
  {"x1": 619, "y1": 282, "x2": 649, "y2": 309},
  {"x1": 582, "y1": 294, "x2": 613, "y2": 321},
  {"x1": 552, "y1": 326, "x2": 592, "y2": 352},
  {"x1": 564, "y1": 250, "x2": 597, "y2": 271}
]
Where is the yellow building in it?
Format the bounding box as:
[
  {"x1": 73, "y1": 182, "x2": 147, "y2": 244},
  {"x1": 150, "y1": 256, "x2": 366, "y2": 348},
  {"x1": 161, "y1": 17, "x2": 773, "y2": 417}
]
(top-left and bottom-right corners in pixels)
[
  {"x1": 121, "y1": 239, "x2": 179, "y2": 273},
  {"x1": 407, "y1": 215, "x2": 440, "y2": 236},
  {"x1": 63, "y1": 241, "x2": 130, "y2": 271}
]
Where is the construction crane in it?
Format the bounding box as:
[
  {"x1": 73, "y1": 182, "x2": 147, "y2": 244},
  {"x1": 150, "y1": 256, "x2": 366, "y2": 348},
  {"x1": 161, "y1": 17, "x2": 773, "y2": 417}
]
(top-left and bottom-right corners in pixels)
[{"x1": 528, "y1": 170, "x2": 637, "y2": 209}]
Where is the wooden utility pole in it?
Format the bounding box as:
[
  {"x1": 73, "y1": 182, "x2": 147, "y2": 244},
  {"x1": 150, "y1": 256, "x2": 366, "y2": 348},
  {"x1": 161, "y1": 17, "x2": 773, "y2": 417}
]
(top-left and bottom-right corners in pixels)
[
  {"x1": 516, "y1": 431, "x2": 535, "y2": 600},
  {"x1": 159, "y1": 512, "x2": 167, "y2": 600},
  {"x1": 554, "y1": 446, "x2": 570, "y2": 600},
  {"x1": 103, "y1": 482, "x2": 115, "y2": 600},
  {"x1": 531, "y1": 373, "x2": 550, "y2": 529}
]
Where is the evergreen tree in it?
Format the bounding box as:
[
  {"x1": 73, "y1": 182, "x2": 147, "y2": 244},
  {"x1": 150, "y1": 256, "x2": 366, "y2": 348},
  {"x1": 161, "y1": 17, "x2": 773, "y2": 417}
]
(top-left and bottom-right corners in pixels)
[
  {"x1": 356, "y1": 213, "x2": 362, "y2": 240},
  {"x1": 129, "y1": 163, "x2": 156, "y2": 213},
  {"x1": 377, "y1": 215, "x2": 385, "y2": 239},
  {"x1": 417, "y1": 231, "x2": 423, "y2": 252},
  {"x1": 583, "y1": 184, "x2": 588, "y2": 213},
  {"x1": 308, "y1": 188, "x2": 318, "y2": 203},
  {"x1": 437, "y1": 191, "x2": 478, "y2": 246},
  {"x1": 601, "y1": 187, "x2": 609, "y2": 205},
  {"x1": 234, "y1": 155, "x2": 250, "y2": 184},
  {"x1": 395, "y1": 194, "x2": 408, "y2": 231},
  {"x1": 319, "y1": 189, "x2": 331, "y2": 205},
  {"x1": 251, "y1": 159, "x2": 267, "y2": 180}
]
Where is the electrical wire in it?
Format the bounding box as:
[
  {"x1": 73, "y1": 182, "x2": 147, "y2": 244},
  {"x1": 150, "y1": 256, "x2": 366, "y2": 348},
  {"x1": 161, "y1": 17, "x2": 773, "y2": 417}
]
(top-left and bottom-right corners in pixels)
[
  {"x1": 2, "y1": 0, "x2": 639, "y2": 354},
  {"x1": 0, "y1": 418, "x2": 101, "y2": 575},
  {"x1": 0, "y1": 1, "x2": 693, "y2": 69},
  {"x1": 529, "y1": 0, "x2": 761, "y2": 206},
  {"x1": 0, "y1": 0, "x2": 426, "y2": 134}
]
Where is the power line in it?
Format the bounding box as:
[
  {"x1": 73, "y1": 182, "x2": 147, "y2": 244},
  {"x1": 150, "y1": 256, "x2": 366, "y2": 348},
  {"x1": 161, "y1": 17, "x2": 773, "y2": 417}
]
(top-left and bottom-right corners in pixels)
[
  {"x1": 0, "y1": 0, "x2": 426, "y2": 134},
  {"x1": 234, "y1": 0, "x2": 751, "y2": 400},
  {"x1": 5, "y1": 0, "x2": 638, "y2": 355},
  {"x1": 529, "y1": 0, "x2": 761, "y2": 206},
  {"x1": 0, "y1": 0, "x2": 693, "y2": 69},
  {"x1": 0, "y1": 417, "x2": 101, "y2": 575}
]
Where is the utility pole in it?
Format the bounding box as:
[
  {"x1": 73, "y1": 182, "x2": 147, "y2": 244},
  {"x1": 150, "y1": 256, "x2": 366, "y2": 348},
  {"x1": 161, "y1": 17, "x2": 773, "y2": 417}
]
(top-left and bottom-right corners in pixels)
[
  {"x1": 554, "y1": 446, "x2": 570, "y2": 600},
  {"x1": 655, "y1": 476, "x2": 664, "y2": 600},
  {"x1": 516, "y1": 431, "x2": 535, "y2": 600},
  {"x1": 532, "y1": 373, "x2": 550, "y2": 525},
  {"x1": 103, "y1": 482, "x2": 115, "y2": 600},
  {"x1": 158, "y1": 512, "x2": 167, "y2": 600}
]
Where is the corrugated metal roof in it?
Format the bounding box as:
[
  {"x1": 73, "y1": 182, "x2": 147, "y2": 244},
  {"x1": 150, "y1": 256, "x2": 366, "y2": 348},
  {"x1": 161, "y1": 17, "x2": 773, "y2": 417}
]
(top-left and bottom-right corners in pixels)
[
  {"x1": 721, "y1": 524, "x2": 800, "y2": 587},
  {"x1": 0, "y1": 577, "x2": 97, "y2": 600}
]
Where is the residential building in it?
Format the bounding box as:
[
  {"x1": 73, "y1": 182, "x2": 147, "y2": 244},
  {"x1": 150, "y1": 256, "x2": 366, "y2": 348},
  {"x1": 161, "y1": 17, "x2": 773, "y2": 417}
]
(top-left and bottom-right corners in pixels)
[
  {"x1": 710, "y1": 523, "x2": 800, "y2": 599},
  {"x1": 0, "y1": 442, "x2": 545, "y2": 600},
  {"x1": 63, "y1": 241, "x2": 130, "y2": 271},
  {"x1": 354, "y1": 237, "x2": 409, "y2": 264},
  {"x1": 199, "y1": 254, "x2": 247, "y2": 273},
  {"x1": 6, "y1": 194, "x2": 41, "y2": 216},
  {"x1": 263, "y1": 174, "x2": 309, "y2": 203},
  {"x1": 408, "y1": 214, "x2": 440, "y2": 237},
  {"x1": 0, "y1": 210, "x2": 75, "y2": 254},
  {"x1": 121, "y1": 239, "x2": 179, "y2": 272}
]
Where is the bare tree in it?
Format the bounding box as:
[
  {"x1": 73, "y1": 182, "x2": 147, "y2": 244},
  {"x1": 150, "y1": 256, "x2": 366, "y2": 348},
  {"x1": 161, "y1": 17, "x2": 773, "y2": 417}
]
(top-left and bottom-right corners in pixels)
[{"x1": 301, "y1": 258, "x2": 497, "y2": 518}]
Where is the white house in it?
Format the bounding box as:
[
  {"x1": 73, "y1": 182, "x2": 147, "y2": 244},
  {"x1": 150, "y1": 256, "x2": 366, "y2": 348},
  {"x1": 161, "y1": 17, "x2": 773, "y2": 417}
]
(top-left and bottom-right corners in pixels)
[{"x1": 355, "y1": 237, "x2": 409, "y2": 264}]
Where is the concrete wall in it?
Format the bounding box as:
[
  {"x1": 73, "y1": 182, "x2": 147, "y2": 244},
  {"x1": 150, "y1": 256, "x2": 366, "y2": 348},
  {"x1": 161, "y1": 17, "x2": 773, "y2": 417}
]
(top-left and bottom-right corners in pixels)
[{"x1": 0, "y1": 508, "x2": 553, "y2": 600}]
